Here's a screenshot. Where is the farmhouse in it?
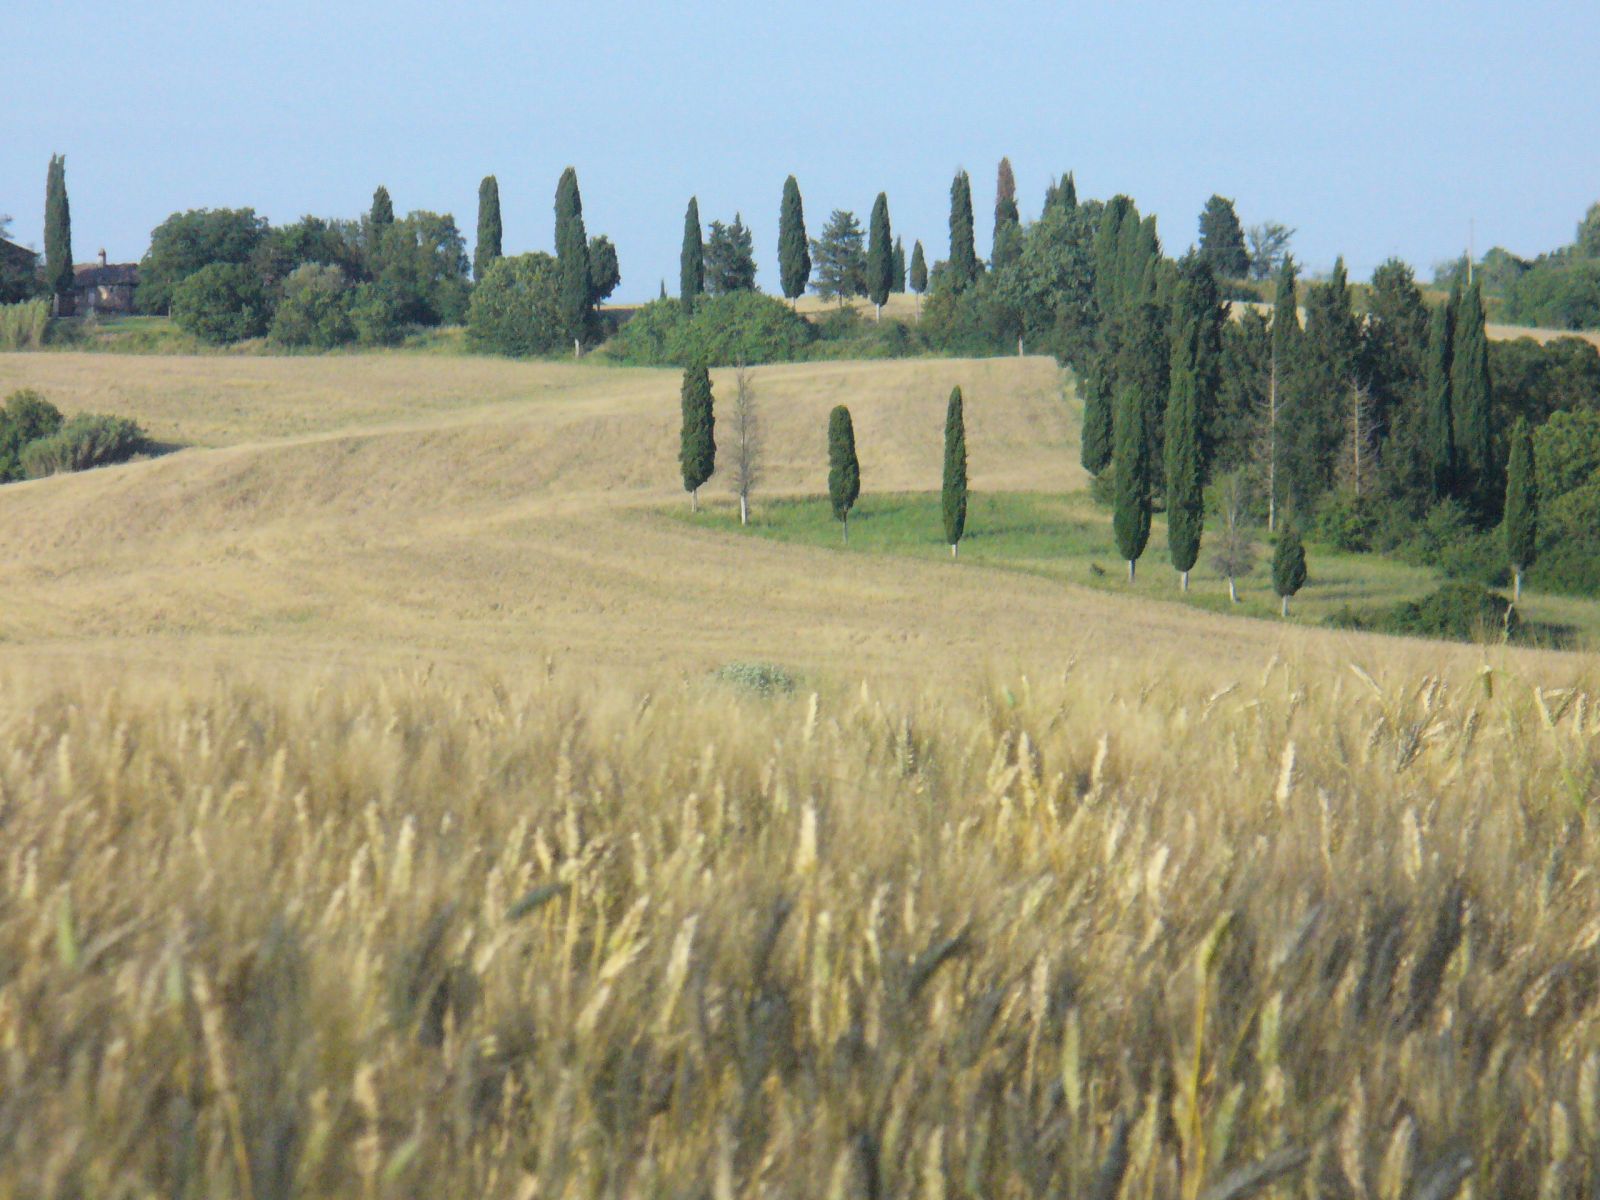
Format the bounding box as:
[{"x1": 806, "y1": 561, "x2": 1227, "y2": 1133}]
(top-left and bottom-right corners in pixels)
[
  {"x1": 73, "y1": 251, "x2": 138, "y2": 315},
  {"x1": 0, "y1": 237, "x2": 37, "y2": 274}
]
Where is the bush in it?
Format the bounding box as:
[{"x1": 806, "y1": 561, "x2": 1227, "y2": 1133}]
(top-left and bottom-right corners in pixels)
[
  {"x1": 20, "y1": 413, "x2": 146, "y2": 479},
  {"x1": 0, "y1": 390, "x2": 63, "y2": 480},
  {"x1": 170, "y1": 263, "x2": 271, "y2": 345},
  {"x1": 713, "y1": 662, "x2": 798, "y2": 696},
  {"x1": 919, "y1": 283, "x2": 1013, "y2": 357},
  {"x1": 270, "y1": 264, "x2": 354, "y2": 349},
  {"x1": 604, "y1": 293, "x2": 816, "y2": 366},
  {"x1": 349, "y1": 283, "x2": 408, "y2": 347},
  {"x1": 0, "y1": 299, "x2": 50, "y2": 350},
  {"x1": 1312, "y1": 491, "x2": 1378, "y2": 552},
  {"x1": 1328, "y1": 582, "x2": 1521, "y2": 644},
  {"x1": 468, "y1": 253, "x2": 565, "y2": 357}
]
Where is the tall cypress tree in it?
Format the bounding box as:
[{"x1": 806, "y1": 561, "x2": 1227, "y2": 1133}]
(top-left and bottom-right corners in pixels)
[
  {"x1": 1271, "y1": 525, "x2": 1308, "y2": 616},
  {"x1": 1112, "y1": 382, "x2": 1152, "y2": 580},
  {"x1": 992, "y1": 157, "x2": 1022, "y2": 269},
  {"x1": 827, "y1": 405, "x2": 860, "y2": 542},
  {"x1": 554, "y1": 167, "x2": 592, "y2": 356},
  {"x1": 891, "y1": 237, "x2": 906, "y2": 293},
  {"x1": 942, "y1": 387, "x2": 968, "y2": 557},
  {"x1": 1452, "y1": 277, "x2": 1495, "y2": 516},
  {"x1": 866, "y1": 192, "x2": 893, "y2": 320},
  {"x1": 475, "y1": 175, "x2": 503, "y2": 282},
  {"x1": 370, "y1": 186, "x2": 394, "y2": 227},
  {"x1": 679, "y1": 363, "x2": 715, "y2": 511},
  {"x1": 1265, "y1": 259, "x2": 1301, "y2": 529},
  {"x1": 44, "y1": 154, "x2": 73, "y2": 314},
  {"x1": 1503, "y1": 418, "x2": 1537, "y2": 601},
  {"x1": 947, "y1": 170, "x2": 978, "y2": 291},
  {"x1": 1044, "y1": 171, "x2": 1077, "y2": 214},
  {"x1": 680, "y1": 197, "x2": 704, "y2": 313},
  {"x1": 909, "y1": 241, "x2": 928, "y2": 293},
  {"x1": 1425, "y1": 289, "x2": 1458, "y2": 502},
  {"x1": 1166, "y1": 256, "x2": 1215, "y2": 589},
  {"x1": 778, "y1": 176, "x2": 810, "y2": 304}
]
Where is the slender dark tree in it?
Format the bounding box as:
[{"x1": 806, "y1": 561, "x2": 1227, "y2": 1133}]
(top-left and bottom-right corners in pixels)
[
  {"x1": 1197, "y1": 195, "x2": 1249, "y2": 279},
  {"x1": 1112, "y1": 382, "x2": 1152, "y2": 580},
  {"x1": 679, "y1": 363, "x2": 716, "y2": 511},
  {"x1": 554, "y1": 167, "x2": 592, "y2": 356},
  {"x1": 947, "y1": 170, "x2": 978, "y2": 291},
  {"x1": 909, "y1": 241, "x2": 928, "y2": 294},
  {"x1": 44, "y1": 154, "x2": 73, "y2": 314},
  {"x1": 778, "y1": 176, "x2": 810, "y2": 305},
  {"x1": 1271, "y1": 525, "x2": 1308, "y2": 616},
  {"x1": 680, "y1": 197, "x2": 704, "y2": 313},
  {"x1": 1080, "y1": 370, "x2": 1114, "y2": 475},
  {"x1": 1452, "y1": 277, "x2": 1495, "y2": 515},
  {"x1": 1425, "y1": 289, "x2": 1458, "y2": 501},
  {"x1": 1170, "y1": 253, "x2": 1224, "y2": 478},
  {"x1": 370, "y1": 186, "x2": 394, "y2": 227},
  {"x1": 866, "y1": 192, "x2": 893, "y2": 320},
  {"x1": 1263, "y1": 258, "x2": 1301, "y2": 530},
  {"x1": 1166, "y1": 267, "x2": 1208, "y2": 590},
  {"x1": 1503, "y1": 418, "x2": 1538, "y2": 601},
  {"x1": 891, "y1": 237, "x2": 906, "y2": 293},
  {"x1": 992, "y1": 157, "x2": 1022, "y2": 270},
  {"x1": 942, "y1": 387, "x2": 968, "y2": 557},
  {"x1": 475, "y1": 175, "x2": 502, "y2": 281},
  {"x1": 827, "y1": 405, "x2": 860, "y2": 542}
]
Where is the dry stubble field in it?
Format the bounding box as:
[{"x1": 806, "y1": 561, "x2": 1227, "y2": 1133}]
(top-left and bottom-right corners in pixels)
[{"x1": 0, "y1": 349, "x2": 1597, "y2": 1197}]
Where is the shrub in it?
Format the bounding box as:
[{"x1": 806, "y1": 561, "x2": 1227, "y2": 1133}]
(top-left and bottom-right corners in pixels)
[
  {"x1": 919, "y1": 283, "x2": 1013, "y2": 357},
  {"x1": 1312, "y1": 490, "x2": 1378, "y2": 552},
  {"x1": 468, "y1": 253, "x2": 565, "y2": 357},
  {"x1": 0, "y1": 390, "x2": 63, "y2": 480},
  {"x1": 1328, "y1": 582, "x2": 1520, "y2": 643},
  {"x1": 605, "y1": 293, "x2": 815, "y2": 367},
  {"x1": 21, "y1": 413, "x2": 146, "y2": 478},
  {"x1": 269, "y1": 264, "x2": 355, "y2": 349},
  {"x1": 713, "y1": 661, "x2": 798, "y2": 695},
  {"x1": 169, "y1": 262, "x2": 271, "y2": 344},
  {"x1": 349, "y1": 283, "x2": 408, "y2": 347},
  {"x1": 0, "y1": 299, "x2": 50, "y2": 350},
  {"x1": 602, "y1": 299, "x2": 684, "y2": 364}
]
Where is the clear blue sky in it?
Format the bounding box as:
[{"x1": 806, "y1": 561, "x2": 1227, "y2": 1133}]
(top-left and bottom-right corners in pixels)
[{"x1": 5, "y1": 1, "x2": 1597, "y2": 300}]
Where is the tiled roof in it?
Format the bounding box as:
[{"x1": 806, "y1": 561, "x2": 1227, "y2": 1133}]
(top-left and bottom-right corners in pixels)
[{"x1": 74, "y1": 263, "x2": 139, "y2": 287}]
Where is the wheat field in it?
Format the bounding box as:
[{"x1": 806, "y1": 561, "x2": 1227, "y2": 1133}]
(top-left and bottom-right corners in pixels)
[{"x1": 0, "y1": 349, "x2": 1597, "y2": 1197}]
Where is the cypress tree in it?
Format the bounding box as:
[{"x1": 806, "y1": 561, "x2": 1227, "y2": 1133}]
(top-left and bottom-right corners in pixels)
[
  {"x1": 1112, "y1": 382, "x2": 1152, "y2": 580},
  {"x1": 44, "y1": 154, "x2": 73, "y2": 314},
  {"x1": 371, "y1": 186, "x2": 394, "y2": 227},
  {"x1": 1424, "y1": 291, "x2": 1457, "y2": 501},
  {"x1": 680, "y1": 197, "x2": 704, "y2": 313},
  {"x1": 475, "y1": 175, "x2": 502, "y2": 282},
  {"x1": 554, "y1": 167, "x2": 592, "y2": 357},
  {"x1": 1264, "y1": 259, "x2": 1300, "y2": 529},
  {"x1": 1080, "y1": 367, "x2": 1114, "y2": 475},
  {"x1": 992, "y1": 157, "x2": 1022, "y2": 269},
  {"x1": 1503, "y1": 418, "x2": 1537, "y2": 601},
  {"x1": 942, "y1": 387, "x2": 968, "y2": 557},
  {"x1": 1271, "y1": 525, "x2": 1308, "y2": 616},
  {"x1": 827, "y1": 405, "x2": 860, "y2": 542},
  {"x1": 1170, "y1": 253, "x2": 1224, "y2": 479},
  {"x1": 867, "y1": 192, "x2": 893, "y2": 320},
  {"x1": 679, "y1": 363, "x2": 715, "y2": 511},
  {"x1": 1452, "y1": 277, "x2": 1495, "y2": 516},
  {"x1": 778, "y1": 176, "x2": 811, "y2": 304},
  {"x1": 1165, "y1": 258, "x2": 1215, "y2": 590},
  {"x1": 909, "y1": 241, "x2": 928, "y2": 293},
  {"x1": 891, "y1": 237, "x2": 906, "y2": 293},
  {"x1": 1044, "y1": 171, "x2": 1077, "y2": 213},
  {"x1": 948, "y1": 170, "x2": 978, "y2": 291}
]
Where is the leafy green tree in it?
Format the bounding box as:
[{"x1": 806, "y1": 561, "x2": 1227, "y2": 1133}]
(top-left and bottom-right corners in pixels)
[
  {"x1": 679, "y1": 362, "x2": 716, "y2": 510},
  {"x1": 942, "y1": 386, "x2": 967, "y2": 556},
  {"x1": 169, "y1": 263, "x2": 271, "y2": 344},
  {"x1": 1112, "y1": 382, "x2": 1151, "y2": 579},
  {"x1": 554, "y1": 167, "x2": 592, "y2": 355},
  {"x1": 1425, "y1": 289, "x2": 1458, "y2": 501},
  {"x1": 810, "y1": 210, "x2": 866, "y2": 304},
  {"x1": 1503, "y1": 418, "x2": 1537, "y2": 600},
  {"x1": 467, "y1": 253, "x2": 564, "y2": 356},
  {"x1": 946, "y1": 170, "x2": 979, "y2": 291},
  {"x1": 866, "y1": 193, "x2": 893, "y2": 319},
  {"x1": 475, "y1": 175, "x2": 502, "y2": 281},
  {"x1": 254, "y1": 216, "x2": 362, "y2": 288},
  {"x1": 992, "y1": 157, "x2": 1022, "y2": 270},
  {"x1": 375, "y1": 211, "x2": 471, "y2": 326},
  {"x1": 588, "y1": 235, "x2": 620, "y2": 305},
  {"x1": 1246, "y1": 221, "x2": 1294, "y2": 281},
  {"x1": 1452, "y1": 277, "x2": 1495, "y2": 516},
  {"x1": 705, "y1": 214, "x2": 757, "y2": 294},
  {"x1": 1271, "y1": 525, "x2": 1308, "y2": 616},
  {"x1": 44, "y1": 155, "x2": 73, "y2": 314},
  {"x1": 909, "y1": 241, "x2": 928, "y2": 294},
  {"x1": 270, "y1": 263, "x2": 354, "y2": 348},
  {"x1": 827, "y1": 404, "x2": 860, "y2": 541},
  {"x1": 370, "y1": 186, "x2": 394, "y2": 228},
  {"x1": 138, "y1": 208, "x2": 271, "y2": 313},
  {"x1": 1197, "y1": 195, "x2": 1248, "y2": 279},
  {"x1": 778, "y1": 176, "x2": 810, "y2": 304},
  {"x1": 891, "y1": 237, "x2": 906, "y2": 294},
  {"x1": 680, "y1": 197, "x2": 704, "y2": 313},
  {"x1": 1576, "y1": 202, "x2": 1600, "y2": 258}
]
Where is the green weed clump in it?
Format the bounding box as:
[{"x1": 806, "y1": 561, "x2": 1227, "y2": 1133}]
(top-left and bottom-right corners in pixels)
[
  {"x1": 713, "y1": 660, "x2": 799, "y2": 695},
  {"x1": 0, "y1": 654, "x2": 1597, "y2": 1196},
  {"x1": 0, "y1": 299, "x2": 50, "y2": 350}
]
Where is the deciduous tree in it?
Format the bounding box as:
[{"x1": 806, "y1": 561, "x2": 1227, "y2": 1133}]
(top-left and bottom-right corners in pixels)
[
  {"x1": 1246, "y1": 221, "x2": 1294, "y2": 281},
  {"x1": 728, "y1": 362, "x2": 762, "y2": 526}
]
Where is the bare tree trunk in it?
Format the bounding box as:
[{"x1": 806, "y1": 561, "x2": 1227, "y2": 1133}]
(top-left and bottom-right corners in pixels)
[
  {"x1": 1228, "y1": 577, "x2": 1238, "y2": 604},
  {"x1": 573, "y1": 337, "x2": 581, "y2": 359},
  {"x1": 1280, "y1": 595, "x2": 1290, "y2": 618},
  {"x1": 1127, "y1": 559, "x2": 1136, "y2": 583},
  {"x1": 842, "y1": 516, "x2": 848, "y2": 545},
  {"x1": 1181, "y1": 569, "x2": 1189, "y2": 593},
  {"x1": 740, "y1": 493, "x2": 748, "y2": 526},
  {"x1": 1017, "y1": 334, "x2": 1024, "y2": 356},
  {"x1": 950, "y1": 543, "x2": 958, "y2": 560},
  {"x1": 690, "y1": 487, "x2": 698, "y2": 514},
  {"x1": 1514, "y1": 568, "x2": 1523, "y2": 602},
  {"x1": 875, "y1": 303, "x2": 882, "y2": 322}
]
